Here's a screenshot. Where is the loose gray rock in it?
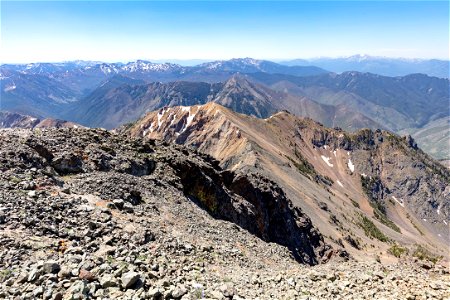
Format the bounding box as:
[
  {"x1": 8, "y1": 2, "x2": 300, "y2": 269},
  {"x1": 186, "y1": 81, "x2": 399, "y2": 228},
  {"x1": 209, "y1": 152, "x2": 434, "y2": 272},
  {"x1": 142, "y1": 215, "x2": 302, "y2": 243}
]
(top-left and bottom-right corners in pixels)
[
  {"x1": 121, "y1": 271, "x2": 140, "y2": 289},
  {"x1": 99, "y1": 274, "x2": 117, "y2": 288},
  {"x1": 43, "y1": 261, "x2": 61, "y2": 274},
  {"x1": 172, "y1": 284, "x2": 187, "y2": 299}
]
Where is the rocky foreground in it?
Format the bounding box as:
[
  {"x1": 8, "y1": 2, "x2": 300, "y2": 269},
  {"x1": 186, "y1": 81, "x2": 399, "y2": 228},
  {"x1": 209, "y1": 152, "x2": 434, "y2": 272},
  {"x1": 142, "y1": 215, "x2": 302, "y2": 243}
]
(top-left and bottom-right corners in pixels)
[{"x1": 0, "y1": 128, "x2": 448, "y2": 300}]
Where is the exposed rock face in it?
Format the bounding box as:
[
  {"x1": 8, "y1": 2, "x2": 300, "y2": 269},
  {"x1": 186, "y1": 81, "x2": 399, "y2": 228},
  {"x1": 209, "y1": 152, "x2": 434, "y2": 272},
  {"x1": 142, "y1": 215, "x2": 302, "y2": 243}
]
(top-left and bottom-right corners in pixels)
[
  {"x1": 0, "y1": 128, "x2": 330, "y2": 266},
  {"x1": 0, "y1": 111, "x2": 41, "y2": 128},
  {"x1": 126, "y1": 103, "x2": 449, "y2": 255},
  {"x1": 0, "y1": 129, "x2": 448, "y2": 299},
  {"x1": 23, "y1": 131, "x2": 155, "y2": 176},
  {"x1": 0, "y1": 111, "x2": 83, "y2": 129},
  {"x1": 228, "y1": 174, "x2": 330, "y2": 264},
  {"x1": 167, "y1": 155, "x2": 330, "y2": 264},
  {"x1": 309, "y1": 128, "x2": 449, "y2": 226}
]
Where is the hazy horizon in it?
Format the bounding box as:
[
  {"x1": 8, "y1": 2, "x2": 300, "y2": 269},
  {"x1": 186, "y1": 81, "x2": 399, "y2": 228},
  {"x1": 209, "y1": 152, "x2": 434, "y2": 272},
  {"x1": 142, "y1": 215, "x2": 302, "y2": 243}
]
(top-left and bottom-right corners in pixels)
[
  {"x1": 1, "y1": 1, "x2": 449, "y2": 64},
  {"x1": 1, "y1": 54, "x2": 449, "y2": 66}
]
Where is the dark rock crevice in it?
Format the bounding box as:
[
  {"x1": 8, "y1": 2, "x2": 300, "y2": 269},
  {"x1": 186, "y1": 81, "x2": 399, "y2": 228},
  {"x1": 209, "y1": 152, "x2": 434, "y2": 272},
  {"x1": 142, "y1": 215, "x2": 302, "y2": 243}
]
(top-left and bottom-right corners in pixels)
[{"x1": 166, "y1": 155, "x2": 331, "y2": 265}]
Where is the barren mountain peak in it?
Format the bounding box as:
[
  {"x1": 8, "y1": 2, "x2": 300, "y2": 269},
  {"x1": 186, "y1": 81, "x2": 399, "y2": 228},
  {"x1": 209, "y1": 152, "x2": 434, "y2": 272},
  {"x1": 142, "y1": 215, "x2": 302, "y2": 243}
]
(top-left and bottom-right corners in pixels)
[{"x1": 126, "y1": 103, "x2": 450, "y2": 262}]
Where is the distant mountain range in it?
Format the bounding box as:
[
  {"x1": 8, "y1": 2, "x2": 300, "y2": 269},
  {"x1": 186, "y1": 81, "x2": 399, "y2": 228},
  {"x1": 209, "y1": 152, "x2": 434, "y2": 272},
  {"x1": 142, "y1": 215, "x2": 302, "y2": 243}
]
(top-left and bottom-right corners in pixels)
[
  {"x1": 1, "y1": 57, "x2": 449, "y2": 160},
  {"x1": 1, "y1": 58, "x2": 327, "y2": 91},
  {"x1": 248, "y1": 71, "x2": 449, "y2": 130},
  {"x1": 280, "y1": 55, "x2": 449, "y2": 78},
  {"x1": 60, "y1": 75, "x2": 385, "y2": 131}
]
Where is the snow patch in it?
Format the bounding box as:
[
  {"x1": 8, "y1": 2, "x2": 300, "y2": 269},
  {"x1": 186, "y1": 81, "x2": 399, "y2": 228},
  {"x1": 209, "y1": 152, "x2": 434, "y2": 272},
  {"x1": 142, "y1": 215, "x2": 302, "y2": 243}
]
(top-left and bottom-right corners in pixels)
[
  {"x1": 73, "y1": 125, "x2": 78, "y2": 129},
  {"x1": 321, "y1": 156, "x2": 333, "y2": 167},
  {"x1": 4, "y1": 85, "x2": 16, "y2": 92},
  {"x1": 170, "y1": 113, "x2": 178, "y2": 125},
  {"x1": 180, "y1": 107, "x2": 196, "y2": 133},
  {"x1": 444, "y1": 220, "x2": 448, "y2": 225},
  {"x1": 185, "y1": 112, "x2": 196, "y2": 129},
  {"x1": 323, "y1": 145, "x2": 329, "y2": 150},
  {"x1": 157, "y1": 109, "x2": 167, "y2": 129},
  {"x1": 422, "y1": 219, "x2": 427, "y2": 222},
  {"x1": 436, "y1": 206, "x2": 440, "y2": 215},
  {"x1": 347, "y1": 159, "x2": 355, "y2": 172},
  {"x1": 392, "y1": 196, "x2": 405, "y2": 207},
  {"x1": 333, "y1": 150, "x2": 337, "y2": 157},
  {"x1": 361, "y1": 173, "x2": 367, "y2": 178},
  {"x1": 148, "y1": 122, "x2": 155, "y2": 133},
  {"x1": 337, "y1": 180, "x2": 344, "y2": 187},
  {"x1": 347, "y1": 151, "x2": 350, "y2": 156}
]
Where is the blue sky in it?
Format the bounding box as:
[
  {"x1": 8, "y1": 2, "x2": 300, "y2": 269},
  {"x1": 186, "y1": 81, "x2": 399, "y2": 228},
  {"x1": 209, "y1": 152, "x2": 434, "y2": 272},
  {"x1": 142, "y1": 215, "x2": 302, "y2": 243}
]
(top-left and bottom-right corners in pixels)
[{"x1": 1, "y1": 1, "x2": 449, "y2": 63}]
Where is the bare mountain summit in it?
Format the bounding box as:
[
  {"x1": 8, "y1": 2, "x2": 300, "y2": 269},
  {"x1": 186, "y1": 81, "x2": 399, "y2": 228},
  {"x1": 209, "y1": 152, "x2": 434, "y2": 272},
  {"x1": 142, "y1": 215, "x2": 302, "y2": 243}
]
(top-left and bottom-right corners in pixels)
[
  {"x1": 126, "y1": 103, "x2": 450, "y2": 261},
  {"x1": 0, "y1": 111, "x2": 83, "y2": 129}
]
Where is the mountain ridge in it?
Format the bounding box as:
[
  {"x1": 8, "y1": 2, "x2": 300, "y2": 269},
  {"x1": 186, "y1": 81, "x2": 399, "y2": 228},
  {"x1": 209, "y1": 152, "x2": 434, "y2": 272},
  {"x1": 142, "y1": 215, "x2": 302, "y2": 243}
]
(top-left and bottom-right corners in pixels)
[
  {"x1": 2, "y1": 58, "x2": 448, "y2": 160},
  {"x1": 280, "y1": 55, "x2": 449, "y2": 78},
  {"x1": 125, "y1": 103, "x2": 450, "y2": 259},
  {"x1": 0, "y1": 111, "x2": 84, "y2": 129},
  {"x1": 1, "y1": 126, "x2": 447, "y2": 299}
]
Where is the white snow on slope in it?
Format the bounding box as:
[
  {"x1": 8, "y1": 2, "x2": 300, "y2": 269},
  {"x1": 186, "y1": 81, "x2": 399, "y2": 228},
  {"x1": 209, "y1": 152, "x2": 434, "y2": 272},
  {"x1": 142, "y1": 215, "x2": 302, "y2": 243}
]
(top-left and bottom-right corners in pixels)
[
  {"x1": 347, "y1": 159, "x2": 355, "y2": 172},
  {"x1": 180, "y1": 107, "x2": 197, "y2": 133},
  {"x1": 170, "y1": 113, "x2": 177, "y2": 126},
  {"x1": 157, "y1": 108, "x2": 167, "y2": 129},
  {"x1": 321, "y1": 156, "x2": 333, "y2": 167},
  {"x1": 185, "y1": 112, "x2": 196, "y2": 130},
  {"x1": 4, "y1": 85, "x2": 16, "y2": 92},
  {"x1": 392, "y1": 196, "x2": 405, "y2": 207},
  {"x1": 337, "y1": 180, "x2": 344, "y2": 187}
]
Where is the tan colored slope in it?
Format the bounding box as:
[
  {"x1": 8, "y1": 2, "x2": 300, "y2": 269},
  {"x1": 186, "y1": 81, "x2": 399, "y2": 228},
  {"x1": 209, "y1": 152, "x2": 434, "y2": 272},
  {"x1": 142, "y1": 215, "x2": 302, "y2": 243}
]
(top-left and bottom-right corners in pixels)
[
  {"x1": 127, "y1": 103, "x2": 449, "y2": 261},
  {"x1": 35, "y1": 118, "x2": 84, "y2": 129}
]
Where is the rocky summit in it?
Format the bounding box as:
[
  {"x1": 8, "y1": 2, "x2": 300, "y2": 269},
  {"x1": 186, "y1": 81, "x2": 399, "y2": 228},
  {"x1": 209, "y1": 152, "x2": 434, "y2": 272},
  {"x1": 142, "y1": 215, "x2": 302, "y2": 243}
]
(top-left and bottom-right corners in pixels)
[{"x1": 0, "y1": 128, "x2": 448, "y2": 300}]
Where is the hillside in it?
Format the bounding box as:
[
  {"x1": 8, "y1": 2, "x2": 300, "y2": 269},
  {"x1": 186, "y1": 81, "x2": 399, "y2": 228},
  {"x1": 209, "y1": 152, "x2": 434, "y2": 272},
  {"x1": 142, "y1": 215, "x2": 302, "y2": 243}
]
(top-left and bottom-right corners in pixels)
[
  {"x1": 400, "y1": 117, "x2": 450, "y2": 161},
  {"x1": 281, "y1": 55, "x2": 449, "y2": 78},
  {"x1": 126, "y1": 103, "x2": 450, "y2": 261},
  {"x1": 1, "y1": 127, "x2": 448, "y2": 299},
  {"x1": 0, "y1": 111, "x2": 83, "y2": 129},
  {"x1": 249, "y1": 72, "x2": 450, "y2": 159},
  {"x1": 67, "y1": 75, "x2": 382, "y2": 132},
  {"x1": 1, "y1": 59, "x2": 448, "y2": 160},
  {"x1": 249, "y1": 72, "x2": 449, "y2": 130}
]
